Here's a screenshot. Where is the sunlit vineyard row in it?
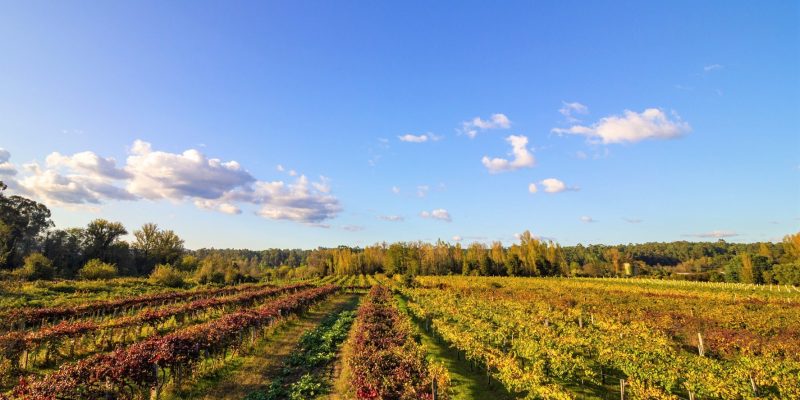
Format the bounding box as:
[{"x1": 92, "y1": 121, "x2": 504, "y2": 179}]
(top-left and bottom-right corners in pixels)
[
  {"x1": 0, "y1": 282, "x2": 340, "y2": 399},
  {"x1": 344, "y1": 285, "x2": 449, "y2": 400},
  {"x1": 394, "y1": 276, "x2": 799, "y2": 399}
]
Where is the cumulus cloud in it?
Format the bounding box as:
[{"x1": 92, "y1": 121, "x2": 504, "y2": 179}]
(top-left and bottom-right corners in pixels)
[
  {"x1": 528, "y1": 183, "x2": 538, "y2": 193},
  {"x1": 0, "y1": 148, "x2": 17, "y2": 176},
  {"x1": 481, "y1": 135, "x2": 535, "y2": 173},
  {"x1": 559, "y1": 101, "x2": 589, "y2": 122},
  {"x1": 460, "y1": 113, "x2": 511, "y2": 138},
  {"x1": 580, "y1": 216, "x2": 595, "y2": 223},
  {"x1": 17, "y1": 163, "x2": 136, "y2": 205},
  {"x1": 4, "y1": 141, "x2": 342, "y2": 224},
  {"x1": 46, "y1": 151, "x2": 130, "y2": 180},
  {"x1": 194, "y1": 199, "x2": 242, "y2": 215},
  {"x1": 536, "y1": 178, "x2": 578, "y2": 194},
  {"x1": 420, "y1": 208, "x2": 451, "y2": 222},
  {"x1": 248, "y1": 175, "x2": 341, "y2": 223},
  {"x1": 552, "y1": 108, "x2": 690, "y2": 144},
  {"x1": 398, "y1": 133, "x2": 442, "y2": 143},
  {"x1": 379, "y1": 215, "x2": 404, "y2": 222},
  {"x1": 684, "y1": 230, "x2": 739, "y2": 239},
  {"x1": 126, "y1": 140, "x2": 255, "y2": 200},
  {"x1": 452, "y1": 235, "x2": 462, "y2": 242}
]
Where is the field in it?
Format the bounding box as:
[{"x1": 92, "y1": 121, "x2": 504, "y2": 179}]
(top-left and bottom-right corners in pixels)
[{"x1": 0, "y1": 276, "x2": 798, "y2": 399}]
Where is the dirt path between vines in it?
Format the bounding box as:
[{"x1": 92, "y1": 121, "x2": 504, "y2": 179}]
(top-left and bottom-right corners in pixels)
[{"x1": 174, "y1": 293, "x2": 361, "y2": 400}]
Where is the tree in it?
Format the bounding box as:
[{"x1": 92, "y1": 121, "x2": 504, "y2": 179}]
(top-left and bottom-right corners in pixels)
[
  {"x1": 490, "y1": 241, "x2": 506, "y2": 275},
  {"x1": 0, "y1": 183, "x2": 53, "y2": 268},
  {"x1": 133, "y1": 223, "x2": 185, "y2": 273},
  {"x1": 41, "y1": 228, "x2": 84, "y2": 278},
  {"x1": 517, "y1": 231, "x2": 542, "y2": 276},
  {"x1": 82, "y1": 219, "x2": 127, "y2": 263},
  {"x1": 782, "y1": 232, "x2": 800, "y2": 263},
  {"x1": 740, "y1": 253, "x2": 756, "y2": 284},
  {"x1": 772, "y1": 263, "x2": 800, "y2": 285},
  {"x1": 0, "y1": 220, "x2": 12, "y2": 267}
]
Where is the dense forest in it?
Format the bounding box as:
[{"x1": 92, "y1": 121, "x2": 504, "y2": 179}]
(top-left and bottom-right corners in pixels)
[{"x1": 2, "y1": 181, "x2": 799, "y2": 285}]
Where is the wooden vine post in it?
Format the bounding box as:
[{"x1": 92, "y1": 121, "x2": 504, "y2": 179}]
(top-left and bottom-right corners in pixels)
[
  {"x1": 697, "y1": 332, "x2": 705, "y2": 357},
  {"x1": 620, "y1": 378, "x2": 626, "y2": 400}
]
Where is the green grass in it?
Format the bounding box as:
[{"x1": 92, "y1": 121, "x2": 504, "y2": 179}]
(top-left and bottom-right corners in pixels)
[{"x1": 164, "y1": 293, "x2": 362, "y2": 400}]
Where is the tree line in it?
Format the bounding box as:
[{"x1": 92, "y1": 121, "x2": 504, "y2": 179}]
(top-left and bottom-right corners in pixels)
[{"x1": 1, "y1": 181, "x2": 798, "y2": 285}]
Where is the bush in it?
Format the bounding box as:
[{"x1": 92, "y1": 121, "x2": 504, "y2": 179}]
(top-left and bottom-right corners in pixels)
[
  {"x1": 13, "y1": 253, "x2": 54, "y2": 281},
  {"x1": 149, "y1": 263, "x2": 185, "y2": 287},
  {"x1": 195, "y1": 263, "x2": 225, "y2": 284},
  {"x1": 78, "y1": 259, "x2": 118, "y2": 280},
  {"x1": 772, "y1": 263, "x2": 800, "y2": 285}
]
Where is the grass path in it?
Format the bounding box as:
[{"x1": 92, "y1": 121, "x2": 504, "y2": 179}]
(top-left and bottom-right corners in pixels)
[
  {"x1": 166, "y1": 292, "x2": 361, "y2": 400},
  {"x1": 394, "y1": 294, "x2": 520, "y2": 400}
]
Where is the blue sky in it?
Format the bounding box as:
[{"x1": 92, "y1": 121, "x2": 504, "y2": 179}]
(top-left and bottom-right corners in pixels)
[{"x1": 1, "y1": 1, "x2": 798, "y2": 249}]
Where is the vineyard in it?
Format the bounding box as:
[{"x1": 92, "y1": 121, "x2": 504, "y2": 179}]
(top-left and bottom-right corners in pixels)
[
  {"x1": 397, "y1": 276, "x2": 800, "y2": 399},
  {"x1": 0, "y1": 280, "x2": 342, "y2": 399},
  {"x1": 1, "y1": 276, "x2": 798, "y2": 399}
]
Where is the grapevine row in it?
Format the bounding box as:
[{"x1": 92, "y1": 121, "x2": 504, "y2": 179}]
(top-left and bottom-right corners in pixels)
[
  {"x1": 0, "y1": 283, "x2": 309, "y2": 373},
  {"x1": 1, "y1": 282, "x2": 268, "y2": 332},
  {"x1": 346, "y1": 286, "x2": 448, "y2": 400},
  {"x1": 404, "y1": 277, "x2": 800, "y2": 399},
  {"x1": 9, "y1": 284, "x2": 339, "y2": 400}
]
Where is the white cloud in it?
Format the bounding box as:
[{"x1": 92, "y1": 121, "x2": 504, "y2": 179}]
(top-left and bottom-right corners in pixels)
[
  {"x1": 552, "y1": 108, "x2": 690, "y2": 144},
  {"x1": 704, "y1": 64, "x2": 723, "y2": 72},
  {"x1": 126, "y1": 140, "x2": 255, "y2": 200},
  {"x1": 580, "y1": 216, "x2": 595, "y2": 223},
  {"x1": 481, "y1": 135, "x2": 535, "y2": 173},
  {"x1": 420, "y1": 208, "x2": 451, "y2": 222},
  {"x1": 391, "y1": 186, "x2": 400, "y2": 194},
  {"x1": 685, "y1": 230, "x2": 739, "y2": 239},
  {"x1": 342, "y1": 225, "x2": 364, "y2": 232},
  {"x1": 528, "y1": 183, "x2": 538, "y2": 193},
  {"x1": 623, "y1": 217, "x2": 642, "y2": 224},
  {"x1": 195, "y1": 199, "x2": 242, "y2": 215},
  {"x1": 312, "y1": 176, "x2": 331, "y2": 193},
  {"x1": 4, "y1": 141, "x2": 342, "y2": 224},
  {"x1": 452, "y1": 235, "x2": 462, "y2": 242},
  {"x1": 559, "y1": 101, "x2": 588, "y2": 122},
  {"x1": 46, "y1": 151, "x2": 130, "y2": 180},
  {"x1": 538, "y1": 178, "x2": 579, "y2": 193},
  {"x1": 276, "y1": 164, "x2": 285, "y2": 172},
  {"x1": 0, "y1": 148, "x2": 17, "y2": 176},
  {"x1": 379, "y1": 215, "x2": 404, "y2": 222},
  {"x1": 398, "y1": 133, "x2": 442, "y2": 143},
  {"x1": 460, "y1": 113, "x2": 511, "y2": 138},
  {"x1": 248, "y1": 175, "x2": 341, "y2": 223},
  {"x1": 417, "y1": 185, "x2": 430, "y2": 198},
  {"x1": 17, "y1": 163, "x2": 135, "y2": 205}
]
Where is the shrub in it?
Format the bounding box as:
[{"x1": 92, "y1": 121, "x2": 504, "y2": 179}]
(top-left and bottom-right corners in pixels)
[
  {"x1": 195, "y1": 263, "x2": 225, "y2": 284},
  {"x1": 78, "y1": 259, "x2": 118, "y2": 280},
  {"x1": 149, "y1": 263, "x2": 185, "y2": 287},
  {"x1": 13, "y1": 253, "x2": 54, "y2": 281},
  {"x1": 772, "y1": 263, "x2": 800, "y2": 285}
]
